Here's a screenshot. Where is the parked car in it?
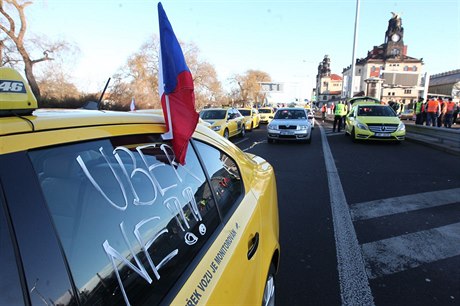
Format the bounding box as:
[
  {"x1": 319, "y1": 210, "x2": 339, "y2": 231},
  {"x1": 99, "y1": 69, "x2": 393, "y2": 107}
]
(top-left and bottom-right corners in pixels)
[
  {"x1": 399, "y1": 109, "x2": 416, "y2": 120},
  {"x1": 345, "y1": 101, "x2": 406, "y2": 142},
  {"x1": 0, "y1": 68, "x2": 280, "y2": 306},
  {"x1": 267, "y1": 107, "x2": 312, "y2": 143},
  {"x1": 258, "y1": 107, "x2": 275, "y2": 124},
  {"x1": 238, "y1": 107, "x2": 260, "y2": 131},
  {"x1": 199, "y1": 107, "x2": 246, "y2": 139}
]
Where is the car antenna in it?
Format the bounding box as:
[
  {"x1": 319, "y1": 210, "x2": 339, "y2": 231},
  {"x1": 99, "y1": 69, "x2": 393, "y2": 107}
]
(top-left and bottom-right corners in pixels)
[{"x1": 97, "y1": 77, "x2": 111, "y2": 110}]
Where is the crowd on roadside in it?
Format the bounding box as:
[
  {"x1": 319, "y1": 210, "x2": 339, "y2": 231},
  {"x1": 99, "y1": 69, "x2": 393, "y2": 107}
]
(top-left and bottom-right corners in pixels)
[
  {"x1": 318, "y1": 95, "x2": 460, "y2": 131},
  {"x1": 413, "y1": 97, "x2": 460, "y2": 128}
]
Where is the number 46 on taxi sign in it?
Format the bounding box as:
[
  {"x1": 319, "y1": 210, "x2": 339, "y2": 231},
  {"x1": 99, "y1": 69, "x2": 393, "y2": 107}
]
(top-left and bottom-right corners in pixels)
[{"x1": 0, "y1": 80, "x2": 26, "y2": 93}]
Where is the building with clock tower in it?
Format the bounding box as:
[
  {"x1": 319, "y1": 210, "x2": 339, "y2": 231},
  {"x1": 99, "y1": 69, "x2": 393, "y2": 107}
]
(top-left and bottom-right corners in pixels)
[{"x1": 342, "y1": 13, "x2": 424, "y2": 106}]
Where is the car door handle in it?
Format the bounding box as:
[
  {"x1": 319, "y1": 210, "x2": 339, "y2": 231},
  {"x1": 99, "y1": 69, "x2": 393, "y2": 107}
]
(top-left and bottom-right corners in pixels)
[{"x1": 247, "y1": 232, "x2": 259, "y2": 260}]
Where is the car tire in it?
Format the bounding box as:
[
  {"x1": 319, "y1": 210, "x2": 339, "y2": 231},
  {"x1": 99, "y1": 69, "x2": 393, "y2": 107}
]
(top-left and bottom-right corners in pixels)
[
  {"x1": 305, "y1": 135, "x2": 311, "y2": 144},
  {"x1": 223, "y1": 129, "x2": 229, "y2": 139},
  {"x1": 240, "y1": 126, "x2": 246, "y2": 138},
  {"x1": 262, "y1": 264, "x2": 276, "y2": 306},
  {"x1": 351, "y1": 128, "x2": 357, "y2": 143},
  {"x1": 267, "y1": 138, "x2": 274, "y2": 144}
]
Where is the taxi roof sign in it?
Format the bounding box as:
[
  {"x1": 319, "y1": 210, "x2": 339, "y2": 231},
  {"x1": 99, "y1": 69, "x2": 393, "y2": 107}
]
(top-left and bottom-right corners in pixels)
[{"x1": 0, "y1": 67, "x2": 37, "y2": 116}]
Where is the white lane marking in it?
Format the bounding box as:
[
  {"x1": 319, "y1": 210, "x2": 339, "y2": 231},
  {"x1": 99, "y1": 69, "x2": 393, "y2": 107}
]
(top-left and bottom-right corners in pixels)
[
  {"x1": 319, "y1": 125, "x2": 375, "y2": 306},
  {"x1": 233, "y1": 137, "x2": 249, "y2": 145},
  {"x1": 362, "y1": 222, "x2": 460, "y2": 279},
  {"x1": 242, "y1": 140, "x2": 267, "y2": 152},
  {"x1": 350, "y1": 188, "x2": 460, "y2": 221}
]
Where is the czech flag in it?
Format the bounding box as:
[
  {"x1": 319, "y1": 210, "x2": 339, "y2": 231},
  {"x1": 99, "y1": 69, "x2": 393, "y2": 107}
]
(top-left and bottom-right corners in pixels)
[{"x1": 158, "y1": 2, "x2": 198, "y2": 165}]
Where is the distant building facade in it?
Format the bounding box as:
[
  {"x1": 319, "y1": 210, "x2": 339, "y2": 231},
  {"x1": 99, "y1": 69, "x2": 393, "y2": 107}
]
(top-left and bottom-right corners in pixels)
[
  {"x1": 316, "y1": 55, "x2": 343, "y2": 104},
  {"x1": 342, "y1": 13, "x2": 424, "y2": 105},
  {"x1": 428, "y1": 69, "x2": 460, "y2": 101}
]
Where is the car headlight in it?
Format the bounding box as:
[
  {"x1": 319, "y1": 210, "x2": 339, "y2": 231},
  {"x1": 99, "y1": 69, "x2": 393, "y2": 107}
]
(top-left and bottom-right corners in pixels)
[
  {"x1": 356, "y1": 120, "x2": 368, "y2": 130},
  {"x1": 268, "y1": 124, "x2": 278, "y2": 130},
  {"x1": 297, "y1": 125, "x2": 309, "y2": 130},
  {"x1": 397, "y1": 122, "x2": 405, "y2": 131},
  {"x1": 212, "y1": 126, "x2": 221, "y2": 131}
]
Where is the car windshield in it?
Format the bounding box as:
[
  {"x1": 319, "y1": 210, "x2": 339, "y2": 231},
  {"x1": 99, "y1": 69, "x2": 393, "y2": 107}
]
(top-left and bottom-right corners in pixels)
[
  {"x1": 357, "y1": 105, "x2": 396, "y2": 117},
  {"x1": 274, "y1": 110, "x2": 306, "y2": 120},
  {"x1": 238, "y1": 109, "x2": 251, "y2": 116},
  {"x1": 259, "y1": 109, "x2": 272, "y2": 114},
  {"x1": 200, "y1": 110, "x2": 227, "y2": 120}
]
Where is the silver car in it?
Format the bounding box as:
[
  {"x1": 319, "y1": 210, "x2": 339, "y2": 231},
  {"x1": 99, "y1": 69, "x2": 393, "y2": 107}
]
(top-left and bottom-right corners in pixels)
[{"x1": 267, "y1": 108, "x2": 312, "y2": 143}]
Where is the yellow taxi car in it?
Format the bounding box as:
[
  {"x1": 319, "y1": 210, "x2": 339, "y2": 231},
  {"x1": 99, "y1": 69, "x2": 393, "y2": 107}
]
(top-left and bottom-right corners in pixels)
[
  {"x1": 0, "y1": 68, "x2": 279, "y2": 306},
  {"x1": 238, "y1": 107, "x2": 260, "y2": 131},
  {"x1": 258, "y1": 107, "x2": 275, "y2": 124},
  {"x1": 199, "y1": 107, "x2": 246, "y2": 139},
  {"x1": 345, "y1": 97, "x2": 406, "y2": 142}
]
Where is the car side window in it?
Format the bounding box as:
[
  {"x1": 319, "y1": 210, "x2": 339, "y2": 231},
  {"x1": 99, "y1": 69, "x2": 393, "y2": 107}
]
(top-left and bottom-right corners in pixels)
[
  {"x1": 29, "y1": 135, "x2": 220, "y2": 305},
  {"x1": 193, "y1": 141, "x2": 243, "y2": 218},
  {"x1": 0, "y1": 192, "x2": 24, "y2": 306}
]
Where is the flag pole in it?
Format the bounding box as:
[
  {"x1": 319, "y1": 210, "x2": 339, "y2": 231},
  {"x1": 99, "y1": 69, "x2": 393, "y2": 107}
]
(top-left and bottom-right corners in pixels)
[{"x1": 162, "y1": 94, "x2": 174, "y2": 140}]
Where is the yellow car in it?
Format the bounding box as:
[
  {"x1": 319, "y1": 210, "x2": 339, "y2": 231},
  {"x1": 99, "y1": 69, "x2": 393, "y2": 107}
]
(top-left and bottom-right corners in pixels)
[
  {"x1": 199, "y1": 107, "x2": 246, "y2": 139},
  {"x1": 0, "y1": 68, "x2": 280, "y2": 306},
  {"x1": 258, "y1": 107, "x2": 275, "y2": 124},
  {"x1": 238, "y1": 107, "x2": 260, "y2": 131},
  {"x1": 345, "y1": 99, "x2": 406, "y2": 142}
]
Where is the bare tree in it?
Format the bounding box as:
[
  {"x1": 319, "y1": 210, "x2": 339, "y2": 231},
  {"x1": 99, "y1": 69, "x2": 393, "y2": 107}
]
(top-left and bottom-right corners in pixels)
[
  {"x1": 109, "y1": 36, "x2": 223, "y2": 110},
  {"x1": 0, "y1": 0, "x2": 73, "y2": 99},
  {"x1": 230, "y1": 70, "x2": 271, "y2": 106}
]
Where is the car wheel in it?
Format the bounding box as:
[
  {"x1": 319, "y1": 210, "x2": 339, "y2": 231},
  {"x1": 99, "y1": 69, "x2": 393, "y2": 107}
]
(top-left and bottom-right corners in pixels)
[
  {"x1": 240, "y1": 126, "x2": 246, "y2": 137},
  {"x1": 223, "y1": 129, "x2": 229, "y2": 139},
  {"x1": 351, "y1": 128, "x2": 357, "y2": 143},
  {"x1": 262, "y1": 264, "x2": 276, "y2": 306},
  {"x1": 250, "y1": 122, "x2": 254, "y2": 130},
  {"x1": 267, "y1": 138, "x2": 274, "y2": 144},
  {"x1": 305, "y1": 135, "x2": 312, "y2": 144}
]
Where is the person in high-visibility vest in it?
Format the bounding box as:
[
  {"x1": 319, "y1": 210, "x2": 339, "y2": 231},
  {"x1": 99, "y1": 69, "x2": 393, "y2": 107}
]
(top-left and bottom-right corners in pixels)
[
  {"x1": 437, "y1": 98, "x2": 447, "y2": 127},
  {"x1": 321, "y1": 104, "x2": 327, "y2": 122},
  {"x1": 415, "y1": 97, "x2": 424, "y2": 125},
  {"x1": 332, "y1": 101, "x2": 347, "y2": 132},
  {"x1": 444, "y1": 98, "x2": 456, "y2": 128},
  {"x1": 425, "y1": 98, "x2": 440, "y2": 127}
]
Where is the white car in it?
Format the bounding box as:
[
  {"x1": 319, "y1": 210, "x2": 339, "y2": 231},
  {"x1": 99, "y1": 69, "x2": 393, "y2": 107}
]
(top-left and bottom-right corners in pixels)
[{"x1": 267, "y1": 108, "x2": 312, "y2": 143}]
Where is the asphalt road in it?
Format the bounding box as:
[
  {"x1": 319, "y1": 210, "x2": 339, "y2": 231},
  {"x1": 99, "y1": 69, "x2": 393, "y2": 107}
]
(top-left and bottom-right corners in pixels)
[{"x1": 231, "y1": 122, "x2": 460, "y2": 306}]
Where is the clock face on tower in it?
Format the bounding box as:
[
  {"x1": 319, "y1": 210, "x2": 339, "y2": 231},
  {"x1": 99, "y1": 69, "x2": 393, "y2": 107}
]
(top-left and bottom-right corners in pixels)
[{"x1": 391, "y1": 33, "x2": 400, "y2": 42}]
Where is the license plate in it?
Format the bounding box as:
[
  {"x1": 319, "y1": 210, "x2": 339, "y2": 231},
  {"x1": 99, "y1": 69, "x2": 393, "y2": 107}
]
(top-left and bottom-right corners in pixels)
[
  {"x1": 375, "y1": 133, "x2": 391, "y2": 137},
  {"x1": 281, "y1": 131, "x2": 293, "y2": 135}
]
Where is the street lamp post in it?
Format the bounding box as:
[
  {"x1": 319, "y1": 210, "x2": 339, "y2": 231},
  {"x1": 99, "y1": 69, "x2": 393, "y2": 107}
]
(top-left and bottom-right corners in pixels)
[{"x1": 349, "y1": 0, "x2": 361, "y2": 98}]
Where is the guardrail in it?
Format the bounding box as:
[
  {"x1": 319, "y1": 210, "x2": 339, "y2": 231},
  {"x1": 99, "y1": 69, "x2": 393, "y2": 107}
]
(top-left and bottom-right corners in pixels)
[{"x1": 405, "y1": 125, "x2": 460, "y2": 149}]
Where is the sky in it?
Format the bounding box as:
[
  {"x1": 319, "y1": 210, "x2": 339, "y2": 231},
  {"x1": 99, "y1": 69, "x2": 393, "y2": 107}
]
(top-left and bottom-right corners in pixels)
[{"x1": 22, "y1": 0, "x2": 460, "y2": 101}]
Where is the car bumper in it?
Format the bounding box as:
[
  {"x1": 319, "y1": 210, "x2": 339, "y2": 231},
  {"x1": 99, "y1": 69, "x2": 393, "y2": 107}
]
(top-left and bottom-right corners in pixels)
[
  {"x1": 354, "y1": 128, "x2": 405, "y2": 141},
  {"x1": 267, "y1": 129, "x2": 310, "y2": 141},
  {"x1": 260, "y1": 117, "x2": 272, "y2": 123}
]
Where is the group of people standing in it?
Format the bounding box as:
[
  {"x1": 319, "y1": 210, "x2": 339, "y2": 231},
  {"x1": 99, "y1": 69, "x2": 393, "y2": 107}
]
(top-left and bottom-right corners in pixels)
[
  {"x1": 414, "y1": 97, "x2": 459, "y2": 128},
  {"x1": 320, "y1": 102, "x2": 347, "y2": 132}
]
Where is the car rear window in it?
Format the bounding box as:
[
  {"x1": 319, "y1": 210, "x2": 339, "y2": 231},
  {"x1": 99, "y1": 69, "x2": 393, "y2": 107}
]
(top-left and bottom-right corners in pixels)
[
  {"x1": 29, "y1": 135, "x2": 222, "y2": 305},
  {"x1": 238, "y1": 109, "x2": 251, "y2": 116}
]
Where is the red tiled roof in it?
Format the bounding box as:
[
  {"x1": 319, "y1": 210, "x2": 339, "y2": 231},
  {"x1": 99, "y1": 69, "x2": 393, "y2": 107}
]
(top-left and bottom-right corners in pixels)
[{"x1": 330, "y1": 74, "x2": 343, "y2": 81}]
